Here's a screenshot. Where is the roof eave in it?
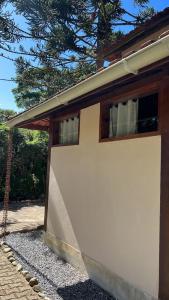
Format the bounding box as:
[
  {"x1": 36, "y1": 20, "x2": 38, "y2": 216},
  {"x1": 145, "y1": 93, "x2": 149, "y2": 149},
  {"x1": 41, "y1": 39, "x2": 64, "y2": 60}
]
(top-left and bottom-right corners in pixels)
[{"x1": 6, "y1": 33, "x2": 169, "y2": 129}]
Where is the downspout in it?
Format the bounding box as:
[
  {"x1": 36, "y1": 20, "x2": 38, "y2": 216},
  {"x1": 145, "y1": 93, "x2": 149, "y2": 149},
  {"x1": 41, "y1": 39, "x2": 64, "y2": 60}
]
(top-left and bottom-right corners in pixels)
[{"x1": 121, "y1": 57, "x2": 138, "y2": 75}]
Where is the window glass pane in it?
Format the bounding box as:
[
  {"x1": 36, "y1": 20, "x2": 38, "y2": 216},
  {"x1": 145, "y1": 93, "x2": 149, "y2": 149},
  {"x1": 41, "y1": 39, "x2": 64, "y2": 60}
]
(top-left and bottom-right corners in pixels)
[{"x1": 138, "y1": 93, "x2": 158, "y2": 133}]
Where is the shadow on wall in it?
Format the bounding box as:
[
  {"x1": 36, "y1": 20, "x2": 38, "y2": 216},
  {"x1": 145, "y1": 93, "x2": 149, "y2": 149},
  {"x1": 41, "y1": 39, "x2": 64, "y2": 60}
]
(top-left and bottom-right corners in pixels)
[
  {"x1": 48, "y1": 166, "x2": 83, "y2": 250},
  {"x1": 47, "y1": 167, "x2": 117, "y2": 299}
]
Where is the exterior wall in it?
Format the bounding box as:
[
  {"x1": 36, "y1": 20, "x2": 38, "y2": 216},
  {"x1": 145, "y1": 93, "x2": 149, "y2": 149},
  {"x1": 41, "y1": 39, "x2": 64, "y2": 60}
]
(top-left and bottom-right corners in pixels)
[{"x1": 46, "y1": 103, "x2": 161, "y2": 300}]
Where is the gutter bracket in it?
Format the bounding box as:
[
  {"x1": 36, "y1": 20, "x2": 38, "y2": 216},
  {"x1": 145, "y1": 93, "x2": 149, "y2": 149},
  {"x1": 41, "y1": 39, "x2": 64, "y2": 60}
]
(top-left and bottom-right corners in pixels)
[{"x1": 122, "y1": 58, "x2": 138, "y2": 75}]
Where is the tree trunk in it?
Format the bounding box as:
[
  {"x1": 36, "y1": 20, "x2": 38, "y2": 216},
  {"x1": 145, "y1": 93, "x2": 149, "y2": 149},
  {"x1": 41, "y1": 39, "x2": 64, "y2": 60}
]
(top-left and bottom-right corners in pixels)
[
  {"x1": 96, "y1": 0, "x2": 112, "y2": 69},
  {"x1": 1, "y1": 129, "x2": 13, "y2": 238}
]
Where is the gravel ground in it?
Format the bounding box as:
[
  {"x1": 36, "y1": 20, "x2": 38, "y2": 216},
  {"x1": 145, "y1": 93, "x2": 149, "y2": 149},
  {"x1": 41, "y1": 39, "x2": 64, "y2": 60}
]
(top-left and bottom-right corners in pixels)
[{"x1": 6, "y1": 230, "x2": 115, "y2": 300}]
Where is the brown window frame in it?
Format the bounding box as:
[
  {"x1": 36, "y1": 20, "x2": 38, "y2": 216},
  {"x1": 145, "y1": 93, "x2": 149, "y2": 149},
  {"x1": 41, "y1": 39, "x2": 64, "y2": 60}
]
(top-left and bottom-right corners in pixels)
[
  {"x1": 52, "y1": 111, "x2": 80, "y2": 147},
  {"x1": 99, "y1": 85, "x2": 160, "y2": 143}
]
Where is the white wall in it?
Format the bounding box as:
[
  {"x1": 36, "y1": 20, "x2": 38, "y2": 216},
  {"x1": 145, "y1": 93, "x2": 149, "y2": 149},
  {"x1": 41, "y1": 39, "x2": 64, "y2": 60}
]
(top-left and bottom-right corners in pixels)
[{"x1": 47, "y1": 103, "x2": 161, "y2": 298}]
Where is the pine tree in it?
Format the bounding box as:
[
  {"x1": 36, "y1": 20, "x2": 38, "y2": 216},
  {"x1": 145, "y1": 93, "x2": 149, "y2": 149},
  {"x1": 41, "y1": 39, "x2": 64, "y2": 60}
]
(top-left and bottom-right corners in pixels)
[
  {"x1": 11, "y1": 0, "x2": 154, "y2": 68},
  {"x1": 10, "y1": 0, "x2": 155, "y2": 109}
]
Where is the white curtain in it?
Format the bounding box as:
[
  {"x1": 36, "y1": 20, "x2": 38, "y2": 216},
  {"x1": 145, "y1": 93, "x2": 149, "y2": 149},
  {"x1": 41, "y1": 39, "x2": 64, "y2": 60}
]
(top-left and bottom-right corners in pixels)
[
  {"x1": 72, "y1": 116, "x2": 79, "y2": 143},
  {"x1": 109, "y1": 99, "x2": 138, "y2": 137},
  {"x1": 67, "y1": 118, "x2": 73, "y2": 143},
  {"x1": 109, "y1": 105, "x2": 118, "y2": 137},
  {"x1": 59, "y1": 121, "x2": 63, "y2": 144},
  {"x1": 59, "y1": 116, "x2": 79, "y2": 144},
  {"x1": 62, "y1": 120, "x2": 68, "y2": 144}
]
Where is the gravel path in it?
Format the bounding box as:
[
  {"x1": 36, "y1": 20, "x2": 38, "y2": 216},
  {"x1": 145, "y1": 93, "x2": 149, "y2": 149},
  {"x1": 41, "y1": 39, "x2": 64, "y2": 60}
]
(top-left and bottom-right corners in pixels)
[{"x1": 6, "y1": 231, "x2": 115, "y2": 300}]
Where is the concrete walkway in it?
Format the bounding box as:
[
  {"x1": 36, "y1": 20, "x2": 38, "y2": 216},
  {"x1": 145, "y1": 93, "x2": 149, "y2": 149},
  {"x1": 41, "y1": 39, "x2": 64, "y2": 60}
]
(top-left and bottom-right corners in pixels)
[
  {"x1": 0, "y1": 201, "x2": 44, "y2": 233},
  {"x1": 0, "y1": 248, "x2": 41, "y2": 300}
]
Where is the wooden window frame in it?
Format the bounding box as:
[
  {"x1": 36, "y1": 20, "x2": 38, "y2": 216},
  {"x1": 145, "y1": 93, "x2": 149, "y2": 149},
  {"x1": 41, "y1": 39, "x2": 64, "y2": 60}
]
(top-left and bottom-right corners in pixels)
[
  {"x1": 52, "y1": 111, "x2": 80, "y2": 147},
  {"x1": 99, "y1": 82, "x2": 161, "y2": 143}
]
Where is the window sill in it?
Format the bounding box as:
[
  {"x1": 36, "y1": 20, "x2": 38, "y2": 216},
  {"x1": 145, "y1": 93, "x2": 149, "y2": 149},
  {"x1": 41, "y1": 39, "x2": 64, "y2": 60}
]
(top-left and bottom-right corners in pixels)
[
  {"x1": 52, "y1": 142, "x2": 79, "y2": 148},
  {"x1": 99, "y1": 131, "x2": 160, "y2": 143}
]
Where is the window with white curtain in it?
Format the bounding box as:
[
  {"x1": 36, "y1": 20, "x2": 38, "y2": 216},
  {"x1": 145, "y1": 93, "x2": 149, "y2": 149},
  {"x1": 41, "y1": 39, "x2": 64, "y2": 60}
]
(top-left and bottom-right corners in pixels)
[
  {"x1": 58, "y1": 115, "x2": 79, "y2": 145},
  {"x1": 109, "y1": 99, "x2": 139, "y2": 137},
  {"x1": 102, "y1": 93, "x2": 158, "y2": 139}
]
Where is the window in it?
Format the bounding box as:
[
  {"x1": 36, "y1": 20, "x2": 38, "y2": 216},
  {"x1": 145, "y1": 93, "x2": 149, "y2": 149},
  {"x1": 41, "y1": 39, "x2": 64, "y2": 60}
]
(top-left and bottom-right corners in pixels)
[
  {"x1": 101, "y1": 93, "x2": 158, "y2": 140},
  {"x1": 52, "y1": 113, "x2": 80, "y2": 146}
]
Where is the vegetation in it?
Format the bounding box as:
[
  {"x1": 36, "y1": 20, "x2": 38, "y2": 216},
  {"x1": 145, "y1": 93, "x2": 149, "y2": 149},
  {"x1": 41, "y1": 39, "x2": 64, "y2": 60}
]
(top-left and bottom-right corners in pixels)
[
  {"x1": 13, "y1": 61, "x2": 96, "y2": 109},
  {"x1": 0, "y1": 115, "x2": 48, "y2": 201},
  {"x1": 0, "y1": 109, "x2": 16, "y2": 122}
]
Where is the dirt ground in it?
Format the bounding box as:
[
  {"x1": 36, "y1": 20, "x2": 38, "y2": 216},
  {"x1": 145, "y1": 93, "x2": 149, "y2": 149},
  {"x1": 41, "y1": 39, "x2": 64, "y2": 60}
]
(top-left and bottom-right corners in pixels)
[{"x1": 0, "y1": 200, "x2": 44, "y2": 233}]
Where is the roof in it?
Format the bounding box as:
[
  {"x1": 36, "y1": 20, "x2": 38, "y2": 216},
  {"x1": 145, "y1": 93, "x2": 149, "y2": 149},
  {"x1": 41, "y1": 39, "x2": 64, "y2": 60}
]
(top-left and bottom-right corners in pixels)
[{"x1": 104, "y1": 7, "x2": 169, "y2": 60}]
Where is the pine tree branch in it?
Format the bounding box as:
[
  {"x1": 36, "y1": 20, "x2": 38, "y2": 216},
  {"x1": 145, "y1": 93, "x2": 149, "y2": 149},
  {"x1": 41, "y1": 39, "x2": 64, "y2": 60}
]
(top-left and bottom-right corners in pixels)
[
  {"x1": 121, "y1": 9, "x2": 139, "y2": 19},
  {"x1": 0, "y1": 53, "x2": 16, "y2": 62},
  {"x1": 76, "y1": 36, "x2": 95, "y2": 49},
  {"x1": 115, "y1": 17, "x2": 141, "y2": 26},
  {"x1": 0, "y1": 77, "x2": 55, "y2": 89}
]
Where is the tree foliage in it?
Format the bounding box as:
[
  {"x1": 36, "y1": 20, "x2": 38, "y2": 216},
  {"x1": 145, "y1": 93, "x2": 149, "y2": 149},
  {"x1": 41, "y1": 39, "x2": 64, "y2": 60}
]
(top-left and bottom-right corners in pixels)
[
  {"x1": 0, "y1": 110, "x2": 48, "y2": 201},
  {"x1": 13, "y1": 60, "x2": 96, "y2": 109},
  {"x1": 8, "y1": 0, "x2": 155, "y2": 109},
  {"x1": 7, "y1": 0, "x2": 155, "y2": 67},
  {"x1": 0, "y1": 108, "x2": 16, "y2": 122}
]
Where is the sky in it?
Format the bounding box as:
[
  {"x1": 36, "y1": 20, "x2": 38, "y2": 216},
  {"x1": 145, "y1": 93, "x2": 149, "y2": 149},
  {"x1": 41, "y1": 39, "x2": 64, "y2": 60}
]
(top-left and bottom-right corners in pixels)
[{"x1": 0, "y1": 0, "x2": 169, "y2": 112}]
